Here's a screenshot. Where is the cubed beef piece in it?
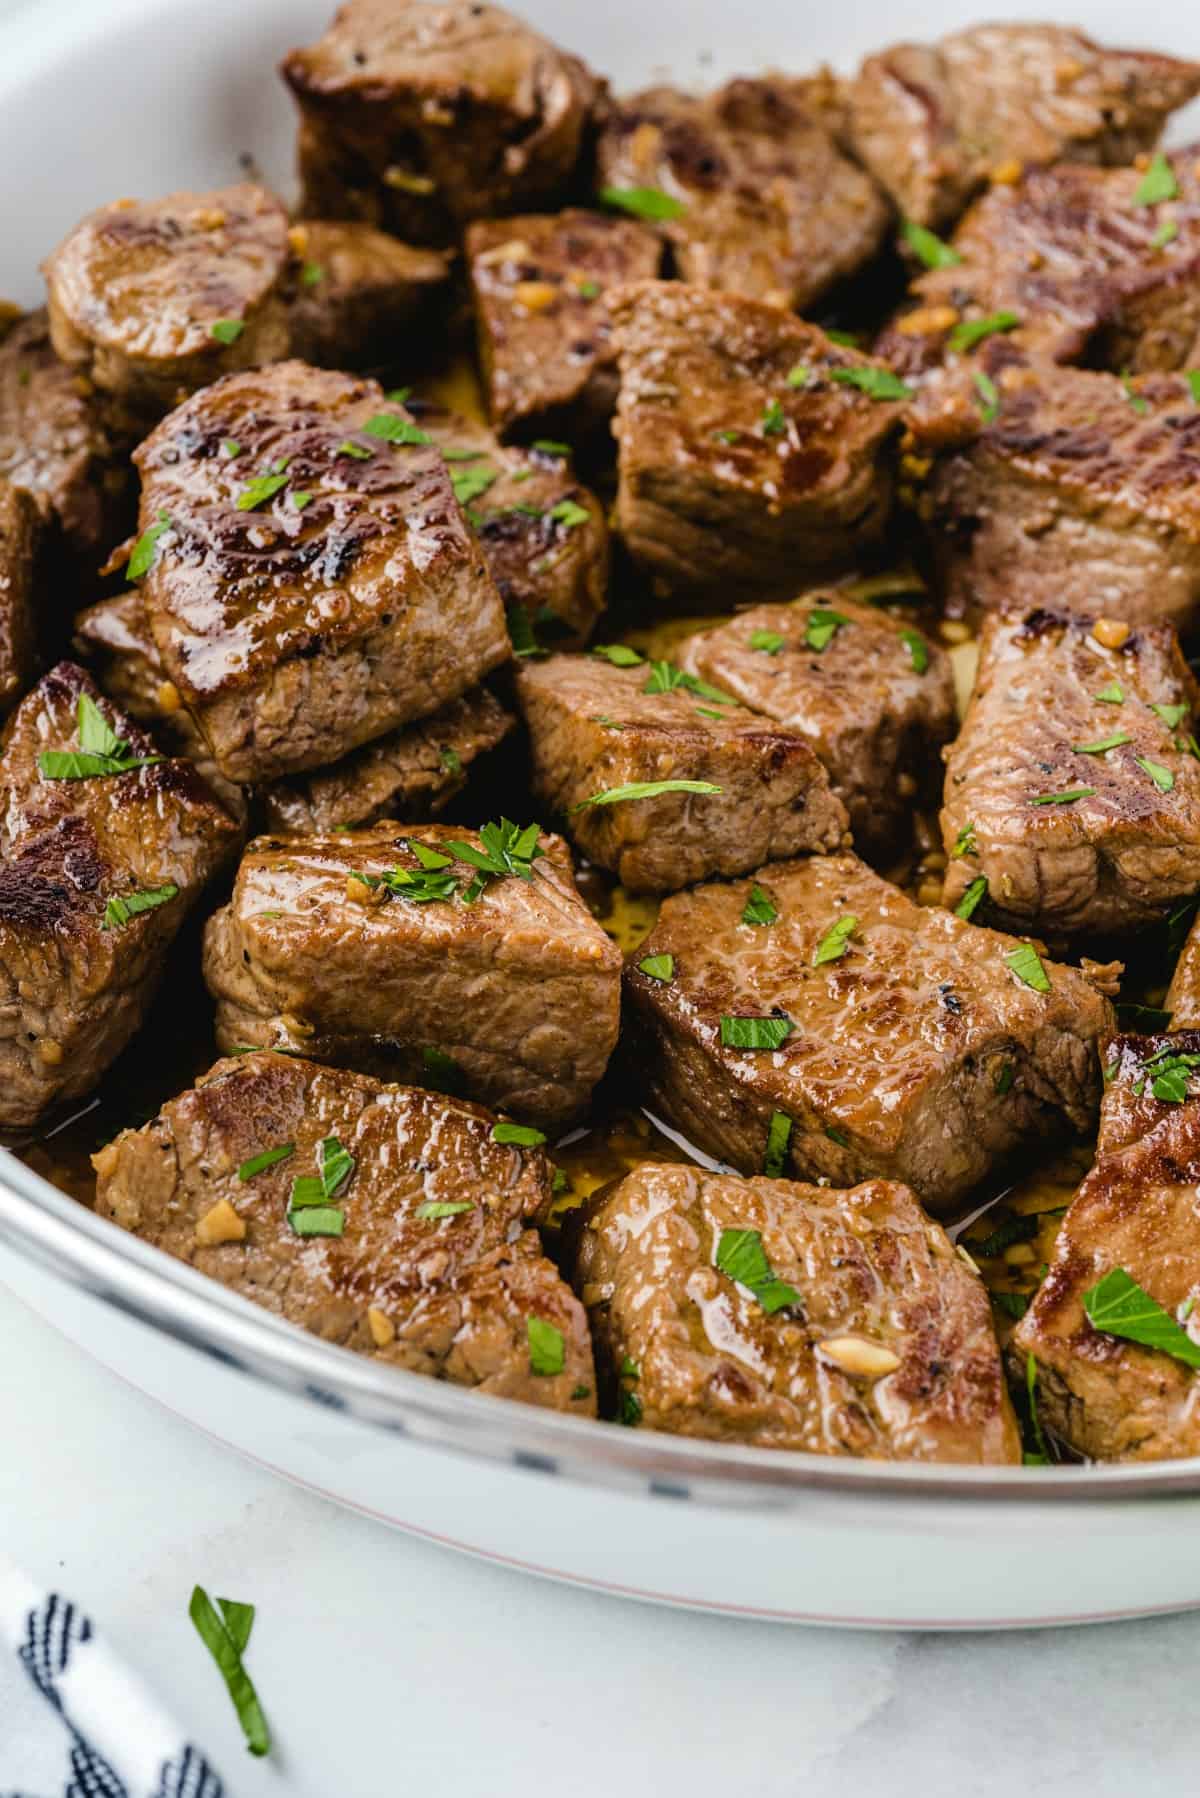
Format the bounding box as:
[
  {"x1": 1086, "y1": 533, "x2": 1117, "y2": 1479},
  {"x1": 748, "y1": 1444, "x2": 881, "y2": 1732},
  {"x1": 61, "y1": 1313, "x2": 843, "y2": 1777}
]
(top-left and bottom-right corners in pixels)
[
  {"x1": 609, "y1": 283, "x2": 907, "y2": 602},
  {"x1": 677, "y1": 595, "x2": 954, "y2": 864},
  {"x1": 44, "y1": 185, "x2": 293, "y2": 425},
  {"x1": 942, "y1": 608, "x2": 1200, "y2": 941},
  {"x1": 466, "y1": 210, "x2": 662, "y2": 442},
  {"x1": 0, "y1": 481, "x2": 39, "y2": 718},
  {"x1": 203, "y1": 822, "x2": 621, "y2": 1128},
  {"x1": 881, "y1": 153, "x2": 1200, "y2": 383},
  {"x1": 0, "y1": 662, "x2": 238, "y2": 1130},
  {"x1": 282, "y1": 0, "x2": 600, "y2": 246},
  {"x1": 412, "y1": 404, "x2": 608, "y2": 647},
  {"x1": 1166, "y1": 914, "x2": 1200, "y2": 1027},
  {"x1": 284, "y1": 220, "x2": 451, "y2": 368},
  {"x1": 514, "y1": 650, "x2": 847, "y2": 892},
  {"x1": 0, "y1": 311, "x2": 134, "y2": 572},
  {"x1": 572, "y1": 1162, "x2": 1018, "y2": 1461},
  {"x1": 595, "y1": 76, "x2": 889, "y2": 312},
  {"x1": 133, "y1": 362, "x2": 510, "y2": 783},
  {"x1": 93, "y1": 1050, "x2": 595, "y2": 1413},
  {"x1": 847, "y1": 23, "x2": 1200, "y2": 231},
  {"x1": 929, "y1": 364, "x2": 1200, "y2": 635},
  {"x1": 260, "y1": 686, "x2": 514, "y2": 833},
  {"x1": 1012, "y1": 1032, "x2": 1200, "y2": 1461},
  {"x1": 624, "y1": 852, "x2": 1114, "y2": 1213}
]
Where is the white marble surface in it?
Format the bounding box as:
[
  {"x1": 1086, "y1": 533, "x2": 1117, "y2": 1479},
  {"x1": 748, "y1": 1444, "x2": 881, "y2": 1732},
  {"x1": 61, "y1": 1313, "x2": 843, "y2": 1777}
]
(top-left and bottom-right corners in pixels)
[{"x1": 2, "y1": 1281, "x2": 1200, "y2": 1796}]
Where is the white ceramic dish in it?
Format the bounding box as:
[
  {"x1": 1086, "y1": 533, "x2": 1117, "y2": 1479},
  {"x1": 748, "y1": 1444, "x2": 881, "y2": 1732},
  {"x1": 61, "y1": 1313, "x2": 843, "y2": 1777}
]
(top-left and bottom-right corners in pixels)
[{"x1": 4, "y1": 0, "x2": 1200, "y2": 1630}]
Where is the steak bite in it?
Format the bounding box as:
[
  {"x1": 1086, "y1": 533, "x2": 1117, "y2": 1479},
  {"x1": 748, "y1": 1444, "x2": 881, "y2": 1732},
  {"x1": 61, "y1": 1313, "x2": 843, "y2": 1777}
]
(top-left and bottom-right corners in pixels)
[
  {"x1": 609, "y1": 283, "x2": 908, "y2": 603},
  {"x1": 0, "y1": 482, "x2": 39, "y2": 718},
  {"x1": 929, "y1": 364, "x2": 1200, "y2": 635},
  {"x1": 514, "y1": 651, "x2": 847, "y2": 893},
  {"x1": 93, "y1": 1050, "x2": 595, "y2": 1414},
  {"x1": 467, "y1": 210, "x2": 662, "y2": 442},
  {"x1": 282, "y1": 0, "x2": 600, "y2": 246},
  {"x1": 847, "y1": 22, "x2": 1200, "y2": 231},
  {"x1": 0, "y1": 662, "x2": 238, "y2": 1131},
  {"x1": 0, "y1": 311, "x2": 133, "y2": 571},
  {"x1": 44, "y1": 184, "x2": 293, "y2": 424},
  {"x1": 572, "y1": 1162, "x2": 1019, "y2": 1462},
  {"x1": 624, "y1": 852, "x2": 1114, "y2": 1214},
  {"x1": 594, "y1": 77, "x2": 890, "y2": 313},
  {"x1": 1012, "y1": 1033, "x2": 1200, "y2": 1461},
  {"x1": 134, "y1": 362, "x2": 510, "y2": 784},
  {"x1": 259, "y1": 686, "x2": 515, "y2": 834},
  {"x1": 1166, "y1": 915, "x2": 1200, "y2": 1028},
  {"x1": 203, "y1": 822, "x2": 621, "y2": 1129},
  {"x1": 942, "y1": 609, "x2": 1200, "y2": 942},
  {"x1": 676, "y1": 595, "x2": 955, "y2": 864},
  {"x1": 284, "y1": 220, "x2": 451, "y2": 368}
]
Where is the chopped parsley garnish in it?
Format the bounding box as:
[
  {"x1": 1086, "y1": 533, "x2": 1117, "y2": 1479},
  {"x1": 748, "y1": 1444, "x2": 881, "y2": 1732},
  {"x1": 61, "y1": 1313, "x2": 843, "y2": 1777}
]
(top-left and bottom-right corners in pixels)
[
  {"x1": 619, "y1": 1389, "x2": 643, "y2": 1426},
  {"x1": 1133, "y1": 151, "x2": 1179, "y2": 207},
  {"x1": 549, "y1": 498, "x2": 590, "y2": 530},
  {"x1": 385, "y1": 387, "x2": 413, "y2": 404},
  {"x1": 578, "y1": 280, "x2": 601, "y2": 300},
  {"x1": 972, "y1": 369, "x2": 1000, "y2": 424},
  {"x1": 973, "y1": 1212, "x2": 1041, "y2": 1258},
  {"x1": 899, "y1": 628, "x2": 928, "y2": 674},
  {"x1": 506, "y1": 604, "x2": 545, "y2": 659},
  {"x1": 642, "y1": 660, "x2": 734, "y2": 703},
  {"x1": 1084, "y1": 1267, "x2": 1200, "y2": 1369},
  {"x1": 102, "y1": 883, "x2": 178, "y2": 929},
  {"x1": 719, "y1": 1015, "x2": 793, "y2": 1051},
  {"x1": 337, "y1": 438, "x2": 373, "y2": 459},
  {"x1": 952, "y1": 822, "x2": 977, "y2": 858},
  {"x1": 761, "y1": 398, "x2": 787, "y2": 436},
  {"x1": 763, "y1": 1111, "x2": 792, "y2": 1178},
  {"x1": 1073, "y1": 732, "x2": 1130, "y2": 753},
  {"x1": 1151, "y1": 702, "x2": 1189, "y2": 729},
  {"x1": 1006, "y1": 944, "x2": 1051, "y2": 993},
  {"x1": 492, "y1": 1121, "x2": 547, "y2": 1148},
  {"x1": 210, "y1": 318, "x2": 245, "y2": 345},
  {"x1": 532, "y1": 439, "x2": 571, "y2": 457},
  {"x1": 527, "y1": 1316, "x2": 565, "y2": 1376},
  {"x1": 572, "y1": 779, "x2": 723, "y2": 809},
  {"x1": 637, "y1": 953, "x2": 675, "y2": 982},
  {"x1": 421, "y1": 1045, "x2": 462, "y2": 1094},
  {"x1": 591, "y1": 642, "x2": 644, "y2": 667},
  {"x1": 290, "y1": 490, "x2": 313, "y2": 510},
  {"x1": 1029, "y1": 787, "x2": 1096, "y2": 805},
  {"x1": 189, "y1": 1587, "x2": 269, "y2": 1757},
  {"x1": 439, "y1": 745, "x2": 462, "y2": 774},
  {"x1": 994, "y1": 1290, "x2": 1029, "y2": 1319},
  {"x1": 38, "y1": 693, "x2": 163, "y2": 782},
  {"x1": 813, "y1": 913, "x2": 857, "y2": 966},
  {"x1": 948, "y1": 310, "x2": 1020, "y2": 353},
  {"x1": 1122, "y1": 372, "x2": 1150, "y2": 415},
  {"x1": 127, "y1": 511, "x2": 174, "y2": 579},
  {"x1": 1135, "y1": 755, "x2": 1175, "y2": 793},
  {"x1": 741, "y1": 884, "x2": 778, "y2": 927},
  {"x1": 1151, "y1": 219, "x2": 1179, "y2": 250},
  {"x1": 786, "y1": 363, "x2": 814, "y2": 389},
  {"x1": 221, "y1": 439, "x2": 241, "y2": 458},
  {"x1": 749, "y1": 629, "x2": 785, "y2": 654},
  {"x1": 994, "y1": 1062, "x2": 1015, "y2": 1096},
  {"x1": 600, "y1": 185, "x2": 687, "y2": 221},
  {"x1": 445, "y1": 819, "x2": 544, "y2": 902},
  {"x1": 1145, "y1": 1051, "x2": 1200, "y2": 1103},
  {"x1": 901, "y1": 217, "x2": 962, "y2": 269},
  {"x1": 301, "y1": 261, "x2": 324, "y2": 287},
  {"x1": 1095, "y1": 679, "x2": 1125, "y2": 705},
  {"x1": 354, "y1": 857, "x2": 459, "y2": 905},
  {"x1": 416, "y1": 1199, "x2": 475, "y2": 1220},
  {"x1": 363, "y1": 412, "x2": 431, "y2": 445},
  {"x1": 713, "y1": 427, "x2": 742, "y2": 442},
  {"x1": 236, "y1": 471, "x2": 289, "y2": 511},
  {"x1": 828, "y1": 365, "x2": 912, "y2": 401},
  {"x1": 593, "y1": 714, "x2": 624, "y2": 730},
  {"x1": 451, "y1": 465, "x2": 498, "y2": 506},
  {"x1": 955, "y1": 876, "x2": 988, "y2": 921},
  {"x1": 289, "y1": 1135, "x2": 354, "y2": 1237},
  {"x1": 804, "y1": 607, "x2": 850, "y2": 653},
  {"x1": 237, "y1": 1143, "x2": 294, "y2": 1181},
  {"x1": 715, "y1": 1227, "x2": 801, "y2": 1314},
  {"x1": 1187, "y1": 370, "x2": 1200, "y2": 405}
]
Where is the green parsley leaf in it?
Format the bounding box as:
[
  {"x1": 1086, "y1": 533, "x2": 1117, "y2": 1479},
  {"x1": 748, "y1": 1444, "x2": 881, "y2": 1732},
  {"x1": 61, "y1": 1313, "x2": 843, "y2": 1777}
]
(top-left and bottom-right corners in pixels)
[
  {"x1": 785, "y1": 363, "x2": 814, "y2": 389},
  {"x1": 336, "y1": 438, "x2": 373, "y2": 459},
  {"x1": 235, "y1": 471, "x2": 289, "y2": 511},
  {"x1": 301, "y1": 260, "x2": 324, "y2": 287},
  {"x1": 828, "y1": 365, "x2": 912, "y2": 401},
  {"x1": 1187, "y1": 370, "x2": 1200, "y2": 404},
  {"x1": 1006, "y1": 944, "x2": 1051, "y2": 993},
  {"x1": 354, "y1": 861, "x2": 459, "y2": 905},
  {"x1": 713, "y1": 427, "x2": 741, "y2": 443},
  {"x1": 955, "y1": 876, "x2": 988, "y2": 921},
  {"x1": 420, "y1": 1045, "x2": 463, "y2": 1094},
  {"x1": 993, "y1": 1289, "x2": 1029, "y2": 1319},
  {"x1": 288, "y1": 1207, "x2": 345, "y2": 1238},
  {"x1": 1133, "y1": 151, "x2": 1179, "y2": 207},
  {"x1": 445, "y1": 820, "x2": 544, "y2": 897},
  {"x1": 506, "y1": 604, "x2": 546, "y2": 660},
  {"x1": 572, "y1": 779, "x2": 723, "y2": 809},
  {"x1": 492, "y1": 1121, "x2": 547, "y2": 1148},
  {"x1": 719, "y1": 1015, "x2": 793, "y2": 1050},
  {"x1": 642, "y1": 660, "x2": 735, "y2": 703},
  {"x1": 102, "y1": 883, "x2": 178, "y2": 930},
  {"x1": 78, "y1": 691, "x2": 124, "y2": 758},
  {"x1": 1073, "y1": 732, "x2": 1130, "y2": 753},
  {"x1": 972, "y1": 368, "x2": 1000, "y2": 424},
  {"x1": 763, "y1": 1110, "x2": 792, "y2": 1178},
  {"x1": 1149, "y1": 1053, "x2": 1200, "y2": 1103},
  {"x1": 620, "y1": 1389, "x2": 643, "y2": 1425},
  {"x1": 126, "y1": 511, "x2": 173, "y2": 579},
  {"x1": 952, "y1": 822, "x2": 977, "y2": 859},
  {"x1": 189, "y1": 1585, "x2": 269, "y2": 1757},
  {"x1": 899, "y1": 628, "x2": 928, "y2": 674},
  {"x1": 901, "y1": 217, "x2": 962, "y2": 269},
  {"x1": 451, "y1": 465, "x2": 498, "y2": 506},
  {"x1": 577, "y1": 280, "x2": 600, "y2": 300},
  {"x1": 363, "y1": 412, "x2": 431, "y2": 445},
  {"x1": 237, "y1": 1143, "x2": 295, "y2": 1181},
  {"x1": 1151, "y1": 218, "x2": 1179, "y2": 250},
  {"x1": 290, "y1": 490, "x2": 313, "y2": 510},
  {"x1": 592, "y1": 713, "x2": 624, "y2": 730},
  {"x1": 38, "y1": 694, "x2": 162, "y2": 782},
  {"x1": 813, "y1": 913, "x2": 857, "y2": 966},
  {"x1": 438, "y1": 745, "x2": 462, "y2": 776},
  {"x1": 1029, "y1": 787, "x2": 1096, "y2": 805},
  {"x1": 715, "y1": 1227, "x2": 802, "y2": 1315},
  {"x1": 549, "y1": 498, "x2": 590, "y2": 530},
  {"x1": 416, "y1": 1199, "x2": 475, "y2": 1220},
  {"x1": 1135, "y1": 755, "x2": 1175, "y2": 792},
  {"x1": 1095, "y1": 680, "x2": 1125, "y2": 704},
  {"x1": 600, "y1": 185, "x2": 687, "y2": 221},
  {"x1": 804, "y1": 607, "x2": 850, "y2": 652},
  {"x1": 948, "y1": 310, "x2": 1020, "y2": 353},
  {"x1": 994, "y1": 1062, "x2": 1015, "y2": 1096},
  {"x1": 527, "y1": 1316, "x2": 565, "y2": 1376},
  {"x1": 221, "y1": 439, "x2": 241, "y2": 458},
  {"x1": 531, "y1": 439, "x2": 571, "y2": 457},
  {"x1": 741, "y1": 883, "x2": 778, "y2": 927},
  {"x1": 1151, "y1": 702, "x2": 1189, "y2": 729},
  {"x1": 749, "y1": 629, "x2": 785, "y2": 654},
  {"x1": 1084, "y1": 1267, "x2": 1200, "y2": 1369},
  {"x1": 1122, "y1": 371, "x2": 1150, "y2": 415},
  {"x1": 591, "y1": 643, "x2": 644, "y2": 667},
  {"x1": 761, "y1": 398, "x2": 787, "y2": 436},
  {"x1": 385, "y1": 387, "x2": 413, "y2": 404},
  {"x1": 210, "y1": 318, "x2": 245, "y2": 345},
  {"x1": 637, "y1": 953, "x2": 675, "y2": 982}
]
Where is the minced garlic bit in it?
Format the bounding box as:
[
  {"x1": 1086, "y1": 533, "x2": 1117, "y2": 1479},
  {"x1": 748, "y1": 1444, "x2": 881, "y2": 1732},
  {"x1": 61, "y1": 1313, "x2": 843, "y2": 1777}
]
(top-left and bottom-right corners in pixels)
[
  {"x1": 896, "y1": 305, "x2": 960, "y2": 337},
  {"x1": 384, "y1": 166, "x2": 436, "y2": 194},
  {"x1": 1092, "y1": 618, "x2": 1131, "y2": 650},
  {"x1": 513, "y1": 280, "x2": 559, "y2": 313},
  {"x1": 818, "y1": 1336, "x2": 902, "y2": 1378},
  {"x1": 189, "y1": 206, "x2": 227, "y2": 231},
  {"x1": 287, "y1": 224, "x2": 310, "y2": 258},
  {"x1": 345, "y1": 873, "x2": 380, "y2": 906},
  {"x1": 156, "y1": 680, "x2": 183, "y2": 714},
  {"x1": 477, "y1": 238, "x2": 532, "y2": 267},
  {"x1": 196, "y1": 1198, "x2": 247, "y2": 1247},
  {"x1": 990, "y1": 158, "x2": 1023, "y2": 186},
  {"x1": 367, "y1": 1306, "x2": 396, "y2": 1348},
  {"x1": 35, "y1": 1038, "x2": 64, "y2": 1067}
]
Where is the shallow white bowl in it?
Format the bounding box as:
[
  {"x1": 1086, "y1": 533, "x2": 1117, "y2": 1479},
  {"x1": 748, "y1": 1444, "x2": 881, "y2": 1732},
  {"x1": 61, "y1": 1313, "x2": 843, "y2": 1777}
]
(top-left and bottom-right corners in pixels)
[{"x1": 4, "y1": 0, "x2": 1200, "y2": 1629}]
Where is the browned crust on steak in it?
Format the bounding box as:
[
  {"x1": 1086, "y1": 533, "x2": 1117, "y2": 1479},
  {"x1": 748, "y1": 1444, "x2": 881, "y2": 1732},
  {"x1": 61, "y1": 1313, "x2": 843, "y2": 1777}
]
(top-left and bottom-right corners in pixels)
[
  {"x1": 0, "y1": 481, "x2": 39, "y2": 717},
  {"x1": 284, "y1": 220, "x2": 451, "y2": 368}
]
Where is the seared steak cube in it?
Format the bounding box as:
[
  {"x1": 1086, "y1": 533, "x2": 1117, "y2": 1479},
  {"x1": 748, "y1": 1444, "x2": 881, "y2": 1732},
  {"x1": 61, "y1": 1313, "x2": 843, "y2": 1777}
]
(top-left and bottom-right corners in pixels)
[
  {"x1": 0, "y1": 663, "x2": 238, "y2": 1130},
  {"x1": 1012, "y1": 1033, "x2": 1200, "y2": 1461},
  {"x1": 1166, "y1": 915, "x2": 1200, "y2": 1027},
  {"x1": 847, "y1": 23, "x2": 1200, "y2": 230},
  {"x1": 929, "y1": 364, "x2": 1200, "y2": 635},
  {"x1": 677, "y1": 595, "x2": 955, "y2": 864},
  {"x1": 259, "y1": 686, "x2": 514, "y2": 833},
  {"x1": 133, "y1": 363, "x2": 510, "y2": 783},
  {"x1": 203, "y1": 822, "x2": 621, "y2": 1128},
  {"x1": 0, "y1": 482, "x2": 38, "y2": 718},
  {"x1": 624, "y1": 852, "x2": 1114, "y2": 1213},
  {"x1": 285, "y1": 220, "x2": 451, "y2": 369},
  {"x1": 282, "y1": 0, "x2": 600, "y2": 246},
  {"x1": 609, "y1": 283, "x2": 907, "y2": 602},
  {"x1": 0, "y1": 311, "x2": 133, "y2": 571},
  {"x1": 467, "y1": 210, "x2": 662, "y2": 441},
  {"x1": 572, "y1": 1162, "x2": 1018, "y2": 1462},
  {"x1": 413, "y1": 404, "x2": 608, "y2": 648},
  {"x1": 44, "y1": 184, "x2": 293, "y2": 425},
  {"x1": 515, "y1": 650, "x2": 847, "y2": 892},
  {"x1": 595, "y1": 77, "x2": 889, "y2": 313},
  {"x1": 942, "y1": 608, "x2": 1200, "y2": 941},
  {"x1": 93, "y1": 1050, "x2": 595, "y2": 1414}
]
